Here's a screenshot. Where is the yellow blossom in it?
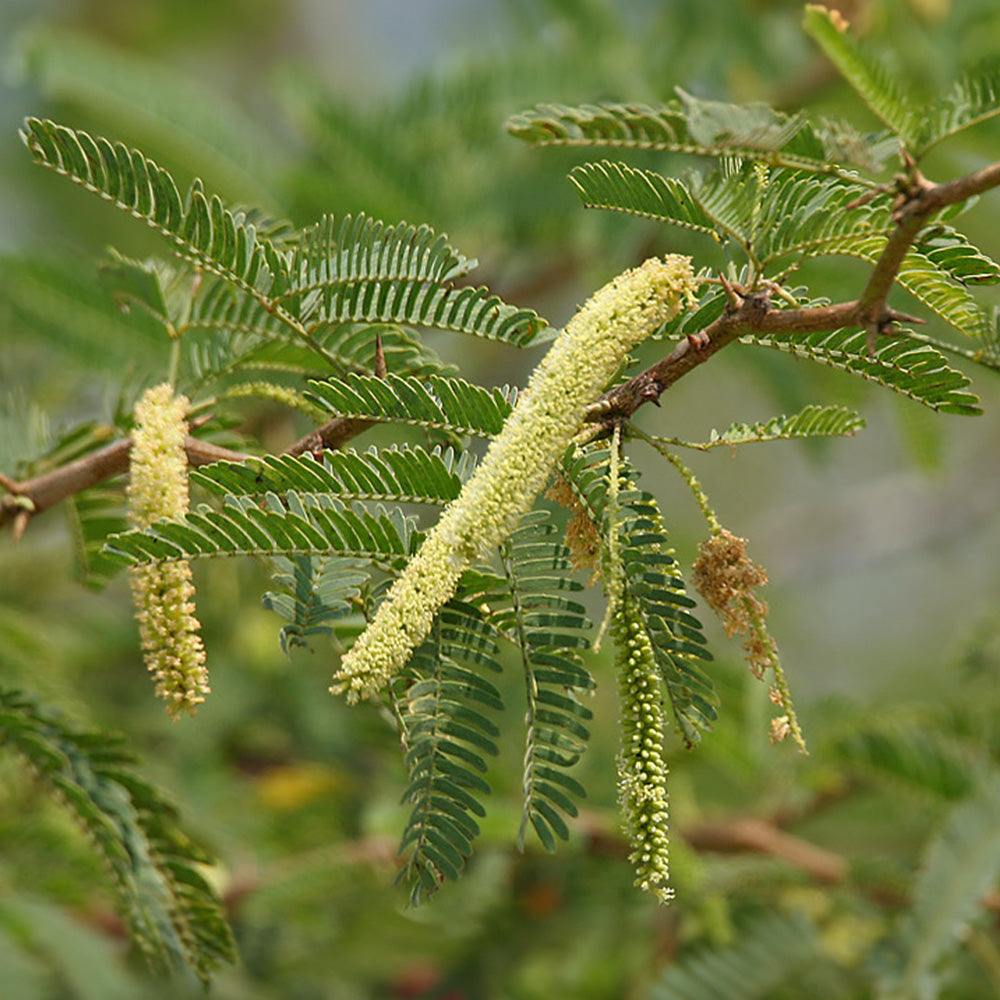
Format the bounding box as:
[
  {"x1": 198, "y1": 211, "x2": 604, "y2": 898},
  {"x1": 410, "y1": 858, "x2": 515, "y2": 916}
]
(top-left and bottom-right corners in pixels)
[
  {"x1": 333, "y1": 256, "x2": 697, "y2": 702},
  {"x1": 128, "y1": 383, "x2": 209, "y2": 719}
]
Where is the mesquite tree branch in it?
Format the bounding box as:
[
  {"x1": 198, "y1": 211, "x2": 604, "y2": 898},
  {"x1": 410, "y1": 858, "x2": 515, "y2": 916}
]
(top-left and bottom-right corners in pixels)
[
  {"x1": 587, "y1": 158, "x2": 1000, "y2": 425},
  {"x1": 4, "y1": 158, "x2": 1000, "y2": 536}
]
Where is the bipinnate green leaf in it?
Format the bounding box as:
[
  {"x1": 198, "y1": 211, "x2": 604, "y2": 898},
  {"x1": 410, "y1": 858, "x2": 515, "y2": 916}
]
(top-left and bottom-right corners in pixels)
[
  {"x1": 658, "y1": 404, "x2": 865, "y2": 450},
  {"x1": 21, "y1": 121, "x2": 546, "y2": 351},
  {"x1": 569, "y1": 160, "x2": 889, "y2": 271},
  {"x1": 803, "y1": 6, "x2": 918, "y2": 148},
  {"x1": 192, "y1": 445, "x2": 473, "y2": 508},
  {"x1": 104, "y1": 495, "x2": 420, "y2": 570},
  {"x1": 561, "y1": 446, "x2": 716, "y2": 747},
  {"x1": 805, "y1": 9, "x2": 1000, "y2": 158},
  {"x1": 876, "y1": 773, "x2": 1000, "y2": 1000},
  {"x1": 20, "y1": 118, "x2": 289, "y2": 306},
  {"x1": 0, "y1": 688, "x2": 235, "y2": 983},
  {"x1": 506, "y1": 96, "x2": 894, "y2": 174},
  {"x1": 263, "y1": 556, "x2": 369, "y2": 654}
]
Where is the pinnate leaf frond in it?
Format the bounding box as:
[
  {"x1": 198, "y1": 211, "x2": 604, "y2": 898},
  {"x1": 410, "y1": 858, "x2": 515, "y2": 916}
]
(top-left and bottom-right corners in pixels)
[
  {"x1": 657, "y1": 404, "x2": 866, "y2": 451},
  {"x1": 0, "y1": 687, "x2": 235, "y2": 982},
  {"x1": 306, "y1": 373, "x2": 515, "y2": 439},
  {"x1": 104, "y1": 495, "x2": 420, "y2": 570},
  {"x1": 391, "y1": 606, "x2": 503, "y2": 903},
  {"x1": 570, "y1": 160, "x2": 890, "y2": 271},
  {"x1": 291, "y1": 212, "x2": 475, "y2": 290},
  {"x1": 803, "y1": 6, "x2": 918, "y2": 148},
  {"x1": 506, "y1": 96, "x2": 893, "y2": 175},
  {"x1": 21, "y1": 120, "x2": 546, "y2": 352},
  {"x1": 805, "y1": 8, "x2": 1000, "y2": 158},
  {"x1": 21, "y1": 118, "x2": 290, "y2": 307},
  {"x1": 263, "y1": 556, "x2": 369, "y2": 654},
  {"x1": 490, "y1": 509, "x2": 594, "y2": 852},
  {"x1": 748, "y1": 328, "x2": 981, "y2": 415},
  {"x1": 192, "y1": 446, "x2": 473, "y2": 509},
  {"x1": 918, "y1": 61, "x2": 1000, "y2": 155},
  {"x1": 562, "y1": 447, "x2": 717, "y2": 747}
]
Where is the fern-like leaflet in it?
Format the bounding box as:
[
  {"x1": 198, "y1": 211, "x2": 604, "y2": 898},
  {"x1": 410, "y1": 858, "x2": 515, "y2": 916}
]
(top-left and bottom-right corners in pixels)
[
  {"x1": 651, "y1": 404, "x2": 865, "y2": 451},
  {"x1": 804, "y1": 6, "x2": 1000, "y2": 159},
  {"x1": 506, "y1": 95, "x2": 895, "y2": 176},
  {"x1": 0, "y1": 688, "x2": 235, "y2": 982},
  {"x1": 263, "y1": 556, "x2": 369, "y2": 654},
  {"x1": 391, "y1": 603, "x2": 504, "y2": 903},
  {"x1": 191, "y1": 446, "x2": 473, "y2": 508},
  {"x1": 305, "y1": 373, "x2": 516, "y2": 439},
  {"x1": 104, "y1": 494, "x2": 420, "y2": 570},
  {"x1": 747, "y1": 327, "x2": 981, "y2": 415},
  {"x1": 488, "y1": 509, "x2": 594, "y2": 852}
]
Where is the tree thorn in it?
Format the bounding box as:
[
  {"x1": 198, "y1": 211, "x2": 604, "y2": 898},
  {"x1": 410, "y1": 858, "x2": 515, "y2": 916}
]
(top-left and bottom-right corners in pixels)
[
  {"x1": 374, "y1": 331, "x2": 387, "y2": 379},
  {"x1": 718, "y1": 272, "x2": 744, "y2": 310},
  {"x1": 686, "y1": 331, "x2": 711, "y2": 352},
  {"x1": 11, "y1": 509, "x2": 29, "y2": 543}
]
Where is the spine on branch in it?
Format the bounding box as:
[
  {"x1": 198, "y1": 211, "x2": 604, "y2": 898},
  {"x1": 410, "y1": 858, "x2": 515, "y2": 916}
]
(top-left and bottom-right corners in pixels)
[
  {"x1": 127, "y1": 383, "x2": 210, "y2": 719},
  {"x1": 333, "y1": 255, "x2": 698, "y2": 703}
]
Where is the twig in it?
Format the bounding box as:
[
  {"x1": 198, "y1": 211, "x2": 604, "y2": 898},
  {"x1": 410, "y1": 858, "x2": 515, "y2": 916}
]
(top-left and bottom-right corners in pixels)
[
  {"x1": 6, "y1": 159, "x2": 1000, "y2": 531},
  {"x1": 0, "y1": 436, "x2": 251, "y2": 532}
]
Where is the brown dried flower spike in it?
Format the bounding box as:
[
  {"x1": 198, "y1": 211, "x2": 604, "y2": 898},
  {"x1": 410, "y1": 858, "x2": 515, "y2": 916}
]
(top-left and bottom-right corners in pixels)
[
  {"x1": 692, "y1": 529, "x2": 806, "y2": 751},
  {"x1": 692, "y1": 529, "x2": 772, "y2": 679}
]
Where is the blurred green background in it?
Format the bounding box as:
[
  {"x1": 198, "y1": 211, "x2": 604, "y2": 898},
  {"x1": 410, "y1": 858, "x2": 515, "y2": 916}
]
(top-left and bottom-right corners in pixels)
[{"x1": 2, "y1": 0, "x2": 1000, "y2": 997}]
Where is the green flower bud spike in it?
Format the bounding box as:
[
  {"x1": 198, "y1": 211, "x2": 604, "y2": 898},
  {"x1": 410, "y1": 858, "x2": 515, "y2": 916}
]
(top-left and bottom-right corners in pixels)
[
  {"x1": 334, "y1": 255, "x2": 697, "y2": 703},
  {"x1": 613, "y1": 593, "x2": 674, "y2": 902}
]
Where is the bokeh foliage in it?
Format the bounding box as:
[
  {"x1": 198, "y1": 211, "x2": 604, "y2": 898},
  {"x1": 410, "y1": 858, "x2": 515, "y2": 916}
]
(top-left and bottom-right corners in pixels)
[{"x1": 3, "y1": 1, "x2": 1000, "y2": 997}]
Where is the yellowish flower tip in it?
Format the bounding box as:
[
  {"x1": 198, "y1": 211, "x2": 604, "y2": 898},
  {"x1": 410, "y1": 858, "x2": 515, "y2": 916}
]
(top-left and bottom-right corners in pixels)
[
  {"x1": 613, "y1": 598, "x2": 673, "y2": 903},
  {"x1": 128, "y1": 383, "x2": 190, "y2": 527},
  {"x1": 333, "y1": 257, "x2": 698, "y2": 702},
  {"x1": 128, "y1": 383, "x2": 209, "y2": 719}
]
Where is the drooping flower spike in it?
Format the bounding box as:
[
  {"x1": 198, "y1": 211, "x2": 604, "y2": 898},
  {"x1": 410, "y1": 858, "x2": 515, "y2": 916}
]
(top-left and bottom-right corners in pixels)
[
  {"x1": 127, "y1": 383, "x2": 210, "y2": 719},
  {"x1": 334, "y1": 256, "x2": 698, "y2": 702}
]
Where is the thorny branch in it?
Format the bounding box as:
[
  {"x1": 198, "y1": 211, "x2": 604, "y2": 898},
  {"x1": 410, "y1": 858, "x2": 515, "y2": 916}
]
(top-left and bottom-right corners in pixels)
[
  {"x1": 3, "y1": 158, "x2": 1000, "y2": 535},
  {"x1": 586, "y1": 157, "x2": 1000, "y2": 426}
]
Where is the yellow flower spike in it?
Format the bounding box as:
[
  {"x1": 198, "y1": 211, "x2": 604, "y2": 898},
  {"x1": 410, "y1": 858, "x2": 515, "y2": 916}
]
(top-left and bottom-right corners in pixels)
[
  {"x1": 334, "y1": 256, "x2": 697, "y2": 702},
  {"x1": 127, "y1": 383, "x2": 209, "y2": 719}
]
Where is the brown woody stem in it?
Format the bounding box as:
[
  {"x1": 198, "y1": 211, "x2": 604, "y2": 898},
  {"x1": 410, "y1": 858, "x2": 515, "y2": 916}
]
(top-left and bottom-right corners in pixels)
[{"x1": 586, "y1": 158, "x2": 1000, "y2": 424}]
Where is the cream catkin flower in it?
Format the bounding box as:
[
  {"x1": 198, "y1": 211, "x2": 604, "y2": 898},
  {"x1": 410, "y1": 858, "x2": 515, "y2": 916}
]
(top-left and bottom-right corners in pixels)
[
  {"x1": 612, "y1": 594, "x2": 673, "y2": 902},
  {"x1": 333, "y1": 256, "x2": 697, "y2": 702},
  {"x1": 127, "y1": 383, "x2": 209, "y2": 719}
]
